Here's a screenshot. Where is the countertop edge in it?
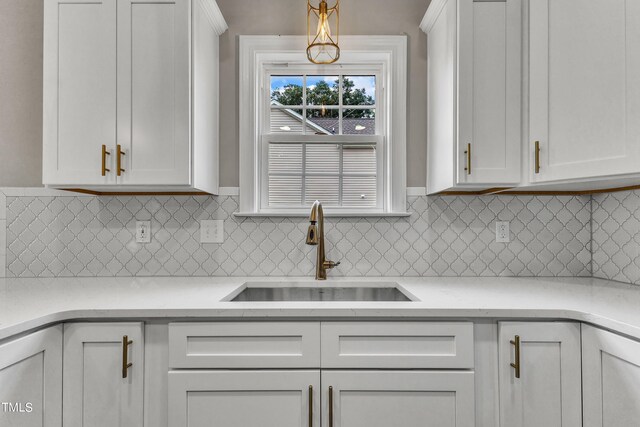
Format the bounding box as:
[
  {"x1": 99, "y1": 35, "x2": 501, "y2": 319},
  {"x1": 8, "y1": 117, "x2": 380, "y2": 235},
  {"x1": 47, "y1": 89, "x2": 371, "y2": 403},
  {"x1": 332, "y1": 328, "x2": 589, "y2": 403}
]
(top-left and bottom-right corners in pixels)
[{"x1": 2, "y1": 307, "x2": 639, "y2": 343}]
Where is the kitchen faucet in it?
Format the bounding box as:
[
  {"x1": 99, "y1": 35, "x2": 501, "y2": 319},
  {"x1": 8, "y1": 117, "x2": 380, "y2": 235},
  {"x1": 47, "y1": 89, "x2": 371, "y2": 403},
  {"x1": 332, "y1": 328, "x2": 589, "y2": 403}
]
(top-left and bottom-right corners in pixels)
[{"x1": 305, "y1": 200, "x2": 340, "y2": 280}]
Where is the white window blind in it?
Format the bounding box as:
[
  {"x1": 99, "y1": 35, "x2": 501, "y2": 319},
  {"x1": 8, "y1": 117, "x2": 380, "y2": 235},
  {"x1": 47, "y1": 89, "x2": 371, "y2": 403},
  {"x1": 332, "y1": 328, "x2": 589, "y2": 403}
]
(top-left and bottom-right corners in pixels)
[{"x1": 267, "y1": 140, "x2": 379, "y2": 208}]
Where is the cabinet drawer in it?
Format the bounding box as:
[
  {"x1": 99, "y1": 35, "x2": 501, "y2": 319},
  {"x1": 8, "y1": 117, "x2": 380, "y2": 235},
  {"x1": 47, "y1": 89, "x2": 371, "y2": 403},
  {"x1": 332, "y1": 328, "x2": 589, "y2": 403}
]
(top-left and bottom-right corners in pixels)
[
  {"x1": 321, "y1": 322, "x2": 474, "y2": 368},
  {"x1": 168, "y1": 322, "x2": 320, "y2": 368}
]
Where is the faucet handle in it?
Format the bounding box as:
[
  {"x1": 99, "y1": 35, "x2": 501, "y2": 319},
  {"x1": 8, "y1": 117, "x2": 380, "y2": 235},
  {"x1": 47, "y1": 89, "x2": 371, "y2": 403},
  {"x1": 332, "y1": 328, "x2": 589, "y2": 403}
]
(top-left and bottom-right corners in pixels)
[{"x1": 323, "y1": 260, "x2": 341, "y2": 270}]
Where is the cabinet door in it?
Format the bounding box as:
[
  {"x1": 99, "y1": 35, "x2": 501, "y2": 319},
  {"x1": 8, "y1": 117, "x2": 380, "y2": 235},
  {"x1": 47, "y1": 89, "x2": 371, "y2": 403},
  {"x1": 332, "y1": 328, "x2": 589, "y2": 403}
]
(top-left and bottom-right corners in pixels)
[
  {"x1": 116, "y1": 0, "x2": 191, "y2": 186},
  {"x1": 583, "y1": 324, "x2": 640, "y2": 427},
  {"x1": 0, "y1": 326, "x2": 63, "y2": 427},
  {"x1": 458, "y1": 0, "x2": 521, "y2": 185},
  {"x1": 529, "y1": 0, "x2": 640, "y2": 183},
  {"x1": 43, "y1": 0, "x2": 117, "y2": 185},
  {"x1": 321, "y1": 371, "x2": 475, "y2": 427},
  {"x1": 63, "y1": 323, "x2": 144, "y2": 427},
  {"x1": 498, "y1": 322, "x2": 581, "y2": 427},
  {"x1": 168, "y1": 370, "x2": 320, "y2": 427}
]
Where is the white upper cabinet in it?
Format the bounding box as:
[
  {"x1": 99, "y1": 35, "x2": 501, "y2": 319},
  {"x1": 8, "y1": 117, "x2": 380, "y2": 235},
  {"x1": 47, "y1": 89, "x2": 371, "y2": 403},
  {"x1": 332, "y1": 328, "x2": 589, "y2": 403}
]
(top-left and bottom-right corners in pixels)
[
  {"x1": 116, "y1": 0, "x2": 190, "y2": 186},
  {"x1": 43, "y1": 0, "x2": 117, "y2": 187},
  {"x1": 528, "y1": 0, "x2": 640, "y2": 184},
  {"x1": 43, "y1": 0, "x2": 227, "y2": 194},
  {"x1": 422, "y1": 0, "x2": 522, "y2": 194}
]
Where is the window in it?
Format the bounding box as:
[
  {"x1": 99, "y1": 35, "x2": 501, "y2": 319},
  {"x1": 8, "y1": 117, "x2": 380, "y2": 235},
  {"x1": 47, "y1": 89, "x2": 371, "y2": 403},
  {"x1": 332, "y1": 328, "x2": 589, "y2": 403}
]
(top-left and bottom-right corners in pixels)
[
  {"x1": 266, "y1": 73, "x2": 381, "y2": 209},
  {"x1": 239, "y1": 36, "x2": 407, "y2": 215}
]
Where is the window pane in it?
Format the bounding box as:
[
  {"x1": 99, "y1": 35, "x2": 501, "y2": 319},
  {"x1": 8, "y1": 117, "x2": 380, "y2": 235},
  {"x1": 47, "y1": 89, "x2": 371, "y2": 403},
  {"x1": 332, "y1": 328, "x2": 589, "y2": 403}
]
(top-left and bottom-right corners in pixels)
[
  {"x1": 270, "y1": 108, "x2": 304, "y2": 133},
  {"x1": 306, "y1": 109, "x2": 339, "y2": 135},
  {"x1": 271, "y1": 76, "x2": 303, "y2": 106},
  {"x1": 343, "y1": 145, "x2": 377, "y2": 174},
  {"x1": 269, "y1": 143, "x2": 302, "y2": 174},
  {"x1": 342, "y1": 109, "x2": 375, "y2": 135},
  {"x1": 306, "y1": 144, "x2": 340, "y2": 174},
  {"x1": 343, "y1": 76, "x2": 375, "y2": 106},
  {"x1": 306, "y1": 75, "x2": 339, "y2": 106},
  {"x1": 305, "y1": 176, "x2": 339, "y2": 206},
  {"x1": 343, "y1": 176, "x2": 377, "y2": 207},
  {"x1": 269, "y1": 176, "x2": 302, "y2": 206}
]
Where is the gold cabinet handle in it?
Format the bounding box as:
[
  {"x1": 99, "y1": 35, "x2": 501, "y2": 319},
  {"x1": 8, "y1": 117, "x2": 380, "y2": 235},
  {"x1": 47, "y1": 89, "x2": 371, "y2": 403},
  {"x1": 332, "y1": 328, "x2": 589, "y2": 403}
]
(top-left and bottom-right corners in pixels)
[
  {"x1": 101, "y1": 145, "x2": 111, "y2": 176},
  {"x1": 464, "y1": 143, "x2": 471, "y2": 175},
  {"x1": 117, "y1": 144, "x2": 126, "y2": 176},
  {"x1": 328, "y1": 386, "x2": 334, "y2": 427},
  {"x1": 534, "y1": 141, "x2": 540, "y2": 174},
  {"x1": 122, "y1": 335, "x2": 133, "y2": 378},
  {"x1": 308, "y1": 385, "x2": 313, "y2": 427},
  {"x1": 510, "y1": 335, "x2": 521, "y2": 378}
]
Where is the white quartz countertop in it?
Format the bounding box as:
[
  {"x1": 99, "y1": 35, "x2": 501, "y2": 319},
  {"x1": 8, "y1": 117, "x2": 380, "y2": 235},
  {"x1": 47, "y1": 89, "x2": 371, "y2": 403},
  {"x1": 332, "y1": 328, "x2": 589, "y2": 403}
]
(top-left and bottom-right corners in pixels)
[{"x1": 1, "y1": 276, "x2": 640, "y2": 342}]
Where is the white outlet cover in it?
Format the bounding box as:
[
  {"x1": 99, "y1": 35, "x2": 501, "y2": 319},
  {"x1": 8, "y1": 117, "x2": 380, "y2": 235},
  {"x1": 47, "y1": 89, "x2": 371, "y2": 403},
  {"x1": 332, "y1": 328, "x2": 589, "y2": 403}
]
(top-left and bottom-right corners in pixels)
[
  {"x1": 495, "y1": 221, "x2": 510, "y2": 243},
  {"x1": 136, "y1": 221, "x2": 151, "y2": 243},
  {"x1": 200, "y1": 220, "x2": 224, "y2": 243}
]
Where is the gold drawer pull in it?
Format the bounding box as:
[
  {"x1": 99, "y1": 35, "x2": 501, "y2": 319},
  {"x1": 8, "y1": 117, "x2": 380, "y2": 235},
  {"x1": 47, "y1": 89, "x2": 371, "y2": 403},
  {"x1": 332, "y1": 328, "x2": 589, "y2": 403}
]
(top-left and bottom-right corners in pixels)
[
  {"x1": 122, "y1": 335, "x2": 133, "y2": 378},
  {"x1": 101, "y1": 145, "x2": 111, "y2": 176},
  {"x1": 328, "y1": 386, "x2": 334, "y2": 427},
  {"x1": 117, "y1": 144, "x2": 126, "y2": 176},
  {"x1": 308, "y1": 385, "x2": 313, "y2": 427},
  {"x1": 534, "y1": 141, "x2": 540, "y2": 174},
  {"x1": 464, "y1": 143, "x2": 471, "y2": 175},
  {"x1": 510, "y1": 335, "x2": 521, "y2": 378}
]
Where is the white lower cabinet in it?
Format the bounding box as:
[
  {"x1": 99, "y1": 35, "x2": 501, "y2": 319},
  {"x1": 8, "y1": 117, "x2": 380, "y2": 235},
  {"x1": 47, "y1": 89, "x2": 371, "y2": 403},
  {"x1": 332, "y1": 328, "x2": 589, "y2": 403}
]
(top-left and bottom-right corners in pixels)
[
  {"x1": 21, "y1": 319, "x2": 640, "y2": 427},
  {"x1": 498, "y1": 322, "x2": 582, "y2": 427},
  {"x1": 166, "y1": 321, "x2": 475, "y2": 427},
  {"x1": 63, "y1": 323, "x2": 144, "y2": 427},
  {"x1": 322, "y1": 371, "x2": 475, "y2": 427},
  {"x1": 0, "y1": 326, "x2": 63, "y2": 427},
  {"x1": 168, "y1": 370, "x2": 320, "y2": 427},
  {"x1": 583, "y1": 324, "x2": 640, "y2": 427}
]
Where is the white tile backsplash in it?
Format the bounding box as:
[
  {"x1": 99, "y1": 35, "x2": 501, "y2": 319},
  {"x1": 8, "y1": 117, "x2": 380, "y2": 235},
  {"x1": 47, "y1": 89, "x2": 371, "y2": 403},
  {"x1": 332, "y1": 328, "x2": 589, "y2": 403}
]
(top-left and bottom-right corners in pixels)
[
  {"x1": 592, "y1": 189, "x2": 640, "y2": 285},
  {"x1": 1, "y1": 192, "x2": 592, "y2": 278},
  {"x1": 0, "y1": 192, "x2": 5, "y2": 220}
]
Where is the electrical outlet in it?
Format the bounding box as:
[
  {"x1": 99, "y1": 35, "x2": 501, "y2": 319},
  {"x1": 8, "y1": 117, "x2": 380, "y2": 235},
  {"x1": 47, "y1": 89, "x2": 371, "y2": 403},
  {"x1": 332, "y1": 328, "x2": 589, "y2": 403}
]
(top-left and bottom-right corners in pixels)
[
  {"x1": 495, "y1": 221, "x2": 510, "y2": 243},
  {"x1": 136, "y1": 221, "x2": 151, "y2": 243},
  {"x1": 200, "y1": 220, "x2": 224, "y2": 243}
]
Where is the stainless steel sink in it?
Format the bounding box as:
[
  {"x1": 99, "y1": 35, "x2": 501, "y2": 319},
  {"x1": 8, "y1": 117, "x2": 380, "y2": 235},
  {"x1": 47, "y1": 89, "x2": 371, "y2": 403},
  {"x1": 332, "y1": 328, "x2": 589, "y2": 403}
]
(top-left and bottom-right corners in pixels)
[{"x1": 229, "y1": 283, "x2": 413, "y2": 302}]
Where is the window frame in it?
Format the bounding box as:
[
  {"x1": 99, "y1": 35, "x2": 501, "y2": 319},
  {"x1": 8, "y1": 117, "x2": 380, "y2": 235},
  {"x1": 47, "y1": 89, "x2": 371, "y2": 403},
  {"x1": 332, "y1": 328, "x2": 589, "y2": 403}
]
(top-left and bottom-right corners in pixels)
[{"x1": 238, "y1": 35, "x2": 407, "y2": 216}]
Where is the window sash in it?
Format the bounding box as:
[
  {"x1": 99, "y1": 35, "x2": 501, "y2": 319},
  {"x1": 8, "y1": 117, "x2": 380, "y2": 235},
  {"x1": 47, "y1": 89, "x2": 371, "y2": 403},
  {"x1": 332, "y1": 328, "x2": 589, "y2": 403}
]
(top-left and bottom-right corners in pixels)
[
  {"x1": 256, "y1": 63, "x2": 391, "y2": 214},
  {"x1": 266, "y1": 70, "x2": 382, "y2": 136},
  {"x1": 260, "y1": 134, "x2": 385, "y2": 212}
]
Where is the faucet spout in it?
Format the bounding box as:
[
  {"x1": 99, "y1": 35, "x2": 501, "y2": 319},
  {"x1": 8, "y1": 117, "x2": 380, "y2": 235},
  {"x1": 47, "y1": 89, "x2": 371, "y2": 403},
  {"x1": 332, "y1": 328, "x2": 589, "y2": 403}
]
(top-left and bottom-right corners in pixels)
[{"x1": 305, "y1": 200, "x2": 339, "y2": 280}]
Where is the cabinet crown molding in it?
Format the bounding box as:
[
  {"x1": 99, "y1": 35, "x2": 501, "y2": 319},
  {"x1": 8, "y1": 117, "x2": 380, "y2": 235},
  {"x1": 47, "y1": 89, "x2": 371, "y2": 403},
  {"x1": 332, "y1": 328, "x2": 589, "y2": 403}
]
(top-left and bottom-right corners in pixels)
[
  {"x1": 420, "y1": 0, "x2": 449, "y2": 33},
  {"x1": 199, "y1": 0, "x2": 228, "y2": 35}
]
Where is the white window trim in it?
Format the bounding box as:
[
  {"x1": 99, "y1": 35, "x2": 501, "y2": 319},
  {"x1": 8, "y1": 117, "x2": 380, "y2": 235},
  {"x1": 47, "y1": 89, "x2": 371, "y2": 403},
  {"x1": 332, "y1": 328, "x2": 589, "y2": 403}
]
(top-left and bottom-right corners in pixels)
[{"x1": 238, "y1": 35, "x2": 407, "y2": 216}]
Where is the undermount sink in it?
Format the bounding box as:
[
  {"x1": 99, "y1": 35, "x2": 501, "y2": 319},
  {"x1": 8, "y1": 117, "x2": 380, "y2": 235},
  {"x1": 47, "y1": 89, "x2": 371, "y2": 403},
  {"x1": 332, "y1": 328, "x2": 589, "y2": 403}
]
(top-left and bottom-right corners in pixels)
[{"x1": 228, "y1": 282, "x2": 414, "y2": 302}]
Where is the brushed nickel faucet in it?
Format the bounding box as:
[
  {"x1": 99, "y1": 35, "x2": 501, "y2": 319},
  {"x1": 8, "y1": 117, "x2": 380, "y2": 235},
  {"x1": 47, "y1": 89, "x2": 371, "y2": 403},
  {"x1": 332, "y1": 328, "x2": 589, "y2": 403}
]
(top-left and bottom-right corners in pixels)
[{"x1": 306, "y1": 200, "x2": 340, "y2": 280}]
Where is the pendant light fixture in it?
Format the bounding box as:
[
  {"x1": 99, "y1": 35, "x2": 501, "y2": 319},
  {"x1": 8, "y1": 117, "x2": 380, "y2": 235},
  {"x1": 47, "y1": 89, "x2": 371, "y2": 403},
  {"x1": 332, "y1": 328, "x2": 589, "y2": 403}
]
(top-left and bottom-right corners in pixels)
[{"x1": 307, "y1": 0, "x2": 340, "y2": 64}]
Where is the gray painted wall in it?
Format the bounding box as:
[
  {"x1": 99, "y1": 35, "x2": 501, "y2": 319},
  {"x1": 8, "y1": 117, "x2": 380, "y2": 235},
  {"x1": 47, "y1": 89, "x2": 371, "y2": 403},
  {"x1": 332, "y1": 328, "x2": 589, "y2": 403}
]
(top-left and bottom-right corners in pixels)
[
  {"x1": 0, "y1": 0, "x2": 429, "y2": 188},
  {"x1": 0, "y1": 0, "x2": 43, "y2": 187}
]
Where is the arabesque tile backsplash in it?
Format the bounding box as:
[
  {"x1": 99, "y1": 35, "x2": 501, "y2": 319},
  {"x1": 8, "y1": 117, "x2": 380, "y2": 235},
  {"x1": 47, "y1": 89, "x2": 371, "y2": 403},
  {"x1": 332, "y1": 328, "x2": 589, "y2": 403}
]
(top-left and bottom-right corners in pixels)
[
  {"x1": 0, "y1": 189, "x2": 593, "y2": 278},
  {"x1": 592, "y1": 189, "x2": 640, "y2": 285}
]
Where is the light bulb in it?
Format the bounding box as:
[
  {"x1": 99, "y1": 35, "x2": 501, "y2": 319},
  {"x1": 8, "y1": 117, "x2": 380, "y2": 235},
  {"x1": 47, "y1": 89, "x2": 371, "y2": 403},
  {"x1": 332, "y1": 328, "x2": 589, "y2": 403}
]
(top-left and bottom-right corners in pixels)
[
  {"x1": 317, "y1": 15, "x2": 331, "y2": 42},
  {"x1": 316, "y1": 1, "x2": 332, "y2": 43}
]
